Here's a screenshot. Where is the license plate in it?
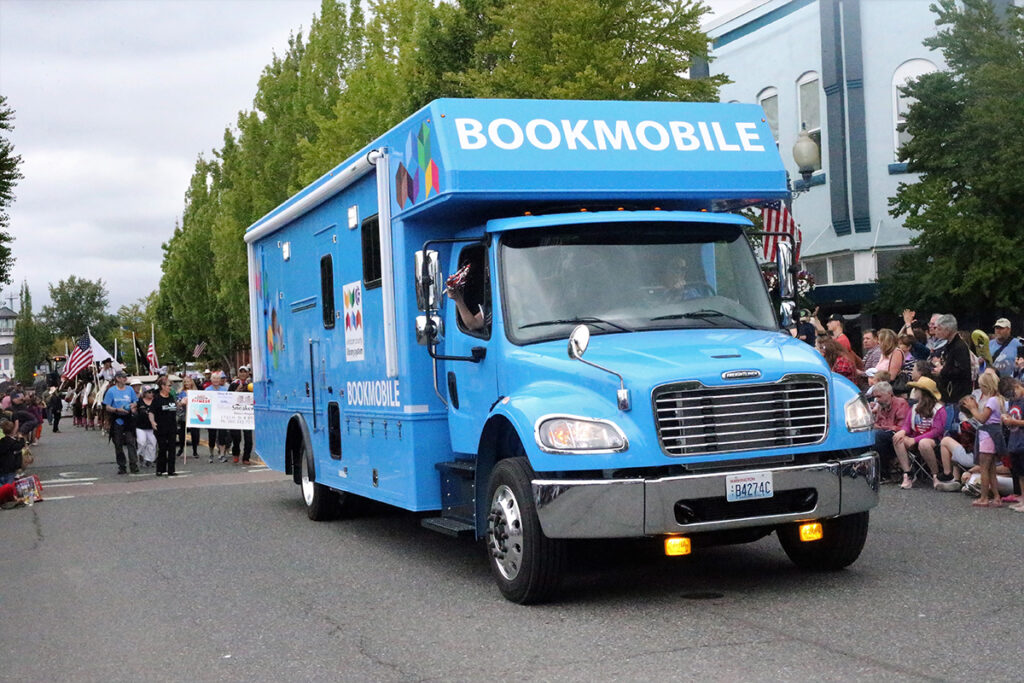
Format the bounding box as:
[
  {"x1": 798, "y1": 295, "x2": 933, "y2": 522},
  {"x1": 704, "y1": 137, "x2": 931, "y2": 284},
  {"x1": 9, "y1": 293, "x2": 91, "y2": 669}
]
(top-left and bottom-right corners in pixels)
[{"x1": 725, "y1": 471, "x2": 774, "y2": 502}]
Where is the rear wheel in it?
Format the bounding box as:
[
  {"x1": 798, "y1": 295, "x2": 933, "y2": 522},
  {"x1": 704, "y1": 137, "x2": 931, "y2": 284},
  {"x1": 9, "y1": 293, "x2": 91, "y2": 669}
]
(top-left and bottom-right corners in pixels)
[
  {"x1": 777, "y1": 512, "x2": 869, "y2": 570},
  {"x1": 298, "y1": 440, "x2": 342, "y2": 521},
  {"x1": 486, "y1": 457, "x2": 565, "y2": 604}
]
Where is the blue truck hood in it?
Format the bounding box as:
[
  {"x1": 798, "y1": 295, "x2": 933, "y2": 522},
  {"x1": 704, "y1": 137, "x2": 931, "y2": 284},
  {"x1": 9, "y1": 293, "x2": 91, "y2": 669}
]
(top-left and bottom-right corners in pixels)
[{"x1": 503, "y1": 327, "x2": 829, "y2": 392}]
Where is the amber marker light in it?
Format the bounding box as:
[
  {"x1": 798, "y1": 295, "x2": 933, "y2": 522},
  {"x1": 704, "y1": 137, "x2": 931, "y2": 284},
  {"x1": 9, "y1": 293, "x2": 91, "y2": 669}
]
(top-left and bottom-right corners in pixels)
[
  {"x1": 799, "y1": 522, "x2": 823, "y2": 542},
  {"x1": 664, "y1": 536, "x2": 691, "y2": 556}
]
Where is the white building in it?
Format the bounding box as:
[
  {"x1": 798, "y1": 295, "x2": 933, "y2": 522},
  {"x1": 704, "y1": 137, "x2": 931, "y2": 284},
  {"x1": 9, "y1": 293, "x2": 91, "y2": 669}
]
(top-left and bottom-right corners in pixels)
[
  {"x1": 701, "y1": 0, "x2": 1016, "y2": 312},
  {"x1": 0, "y1": 305, "x2": 15, "y2": 379}
]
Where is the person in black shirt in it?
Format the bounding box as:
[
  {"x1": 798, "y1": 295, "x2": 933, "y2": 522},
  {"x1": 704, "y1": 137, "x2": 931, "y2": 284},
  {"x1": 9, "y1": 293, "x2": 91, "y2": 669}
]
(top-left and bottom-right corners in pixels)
[
  {"x1": 46, "y1": 389, "x2": 64, "y2": 433},
  {"x1": 933, "y1": 314, "x2": 973, "y2": 404},
  {"x1": 228, "y1": 366, "x2": 254, "y2": 465},
  {"x1": 135, "y1": 387, "x2": 157, "y2": 468},
  {"x1": 0, "y1": 419, "x2": 25, "y2": 485},
  {"x1": 150, "y1": 376, "x2": 179, "y2": 476}
]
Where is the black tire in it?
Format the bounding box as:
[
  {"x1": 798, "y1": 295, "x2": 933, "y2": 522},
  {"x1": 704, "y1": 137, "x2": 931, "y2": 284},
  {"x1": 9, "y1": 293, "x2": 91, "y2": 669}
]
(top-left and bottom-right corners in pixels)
[
  {"x1": 298, "y1": 440, "x2": 342, "y2": 521},
  {"x1": 486, "y1": 457, "x2": 565, "y2": 604},
  {"x1": 777, "y1": 512, "x2": 870, "y2": 571}
]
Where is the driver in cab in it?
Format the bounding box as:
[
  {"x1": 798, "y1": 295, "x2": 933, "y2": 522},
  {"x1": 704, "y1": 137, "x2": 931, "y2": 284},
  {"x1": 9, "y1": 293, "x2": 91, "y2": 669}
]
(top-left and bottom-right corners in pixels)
[{"x1": 663, "y1": 257, "x2": 713, "y2": 302}]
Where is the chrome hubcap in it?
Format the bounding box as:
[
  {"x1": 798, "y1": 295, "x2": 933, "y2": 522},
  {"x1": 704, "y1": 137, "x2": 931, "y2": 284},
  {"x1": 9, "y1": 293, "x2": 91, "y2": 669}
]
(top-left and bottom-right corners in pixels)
[
  {"x1": 300, "y1": 452, "x2": 314, "y2": 506},
  {"x1": 488, "y1": 484, "x2": 524, "y2": 581}
]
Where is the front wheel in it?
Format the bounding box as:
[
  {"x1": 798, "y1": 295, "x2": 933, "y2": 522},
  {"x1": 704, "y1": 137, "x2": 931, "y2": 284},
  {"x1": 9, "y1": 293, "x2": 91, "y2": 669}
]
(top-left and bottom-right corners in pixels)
[
  {"x1": 298, "y1": 441, "x2": 343, "y2": 521},
  {"x1": 777, "y1": 512, "x2": 870, "y2": 570},
  {"x1": 486, "y1": 457, "x2": 565, "y2": 604}
]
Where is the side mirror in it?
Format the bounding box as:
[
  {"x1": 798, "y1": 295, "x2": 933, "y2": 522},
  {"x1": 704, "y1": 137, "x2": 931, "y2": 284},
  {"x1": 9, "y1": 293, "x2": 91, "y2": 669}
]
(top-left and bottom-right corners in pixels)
[
  {"x1": 775, "y1": 241, "x2": 796, "y2": 300},
  {"x1": 414, "y1": 250, "x2": 442, "y2": 311},
  {"x1": 568, "y1": 324, "x2": 590, "y2": 360},
  {"x1": 415, "y1": 314, "x2": 444, "y2": 346}
]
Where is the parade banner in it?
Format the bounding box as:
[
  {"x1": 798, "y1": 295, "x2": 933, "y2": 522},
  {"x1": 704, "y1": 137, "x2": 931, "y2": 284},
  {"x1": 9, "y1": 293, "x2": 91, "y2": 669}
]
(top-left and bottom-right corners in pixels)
[{"x1": 186, "y1": 391, "x2": 254, "y2": 430}]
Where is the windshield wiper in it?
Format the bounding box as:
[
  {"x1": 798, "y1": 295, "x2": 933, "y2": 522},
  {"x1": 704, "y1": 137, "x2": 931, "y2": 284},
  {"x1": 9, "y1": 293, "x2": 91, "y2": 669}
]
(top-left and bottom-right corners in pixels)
[
  {"x1": 650, "y1": 309, "x2": 757, "y2": 329},
  {"x1": 520, "y1": 316, "x2": 633, "y2": 333}
]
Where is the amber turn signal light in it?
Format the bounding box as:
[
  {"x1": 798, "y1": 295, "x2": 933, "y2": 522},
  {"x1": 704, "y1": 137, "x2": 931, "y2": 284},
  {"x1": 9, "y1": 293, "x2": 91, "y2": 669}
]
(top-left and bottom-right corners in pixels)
[
  {"x1": 799, "y1": 522, "x2": 823, "y2": 542},
  {"x1": 664, "y1": 536, "x2": 691, "y2": 556}
]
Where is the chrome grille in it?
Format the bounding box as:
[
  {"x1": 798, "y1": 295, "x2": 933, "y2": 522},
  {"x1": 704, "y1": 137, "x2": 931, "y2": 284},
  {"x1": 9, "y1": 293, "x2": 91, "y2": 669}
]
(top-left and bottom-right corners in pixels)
[{"x1": 653, "y1": 376, "x2": 828, "y2": 457}]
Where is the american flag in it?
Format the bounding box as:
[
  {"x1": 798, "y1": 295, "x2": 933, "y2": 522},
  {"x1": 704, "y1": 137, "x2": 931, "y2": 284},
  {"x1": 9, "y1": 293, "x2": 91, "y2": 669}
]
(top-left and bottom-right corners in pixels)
[
  {"x1": 62, "y1": 333, "x2": 93, "y2": 379},
  {"x1": 146, "y1": 340, "x2": 160, "y2": 373},
  {"x1": 192, "y1": 341, "x2": 207, "y2": 358},
  {"x1": 761, "y1": 202, "x2": 802, "y2": 262}
]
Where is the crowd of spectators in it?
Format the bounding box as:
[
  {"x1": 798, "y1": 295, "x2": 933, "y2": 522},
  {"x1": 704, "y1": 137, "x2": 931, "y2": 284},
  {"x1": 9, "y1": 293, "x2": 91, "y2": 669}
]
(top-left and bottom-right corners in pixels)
[{"x1": 805, "y1": 308, "x2": 1024, "y2": 511}]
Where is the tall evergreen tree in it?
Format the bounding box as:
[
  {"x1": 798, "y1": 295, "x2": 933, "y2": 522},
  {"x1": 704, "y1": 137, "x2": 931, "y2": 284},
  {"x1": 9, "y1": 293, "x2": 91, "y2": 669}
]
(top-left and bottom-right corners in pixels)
[{"x1": 13, "y1": 282, "x2": 50, "y2": 382}]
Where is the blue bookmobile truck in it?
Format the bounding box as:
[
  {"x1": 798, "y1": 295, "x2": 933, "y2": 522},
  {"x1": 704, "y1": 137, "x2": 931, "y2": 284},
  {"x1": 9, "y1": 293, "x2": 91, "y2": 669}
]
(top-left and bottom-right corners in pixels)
[{"x1": 244, "y1": 99, "x2": 878, "y2": 603}]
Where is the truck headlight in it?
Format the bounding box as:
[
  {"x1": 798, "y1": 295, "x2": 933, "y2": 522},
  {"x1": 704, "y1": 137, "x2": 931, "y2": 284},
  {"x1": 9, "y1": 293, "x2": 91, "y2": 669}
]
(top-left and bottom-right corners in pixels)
[
  {"x1": 844, "y1": 395, "x2": 874, "y2": 432},
  {"x1": 535, "y1": 416, "x2": 628, "y2": 453}
]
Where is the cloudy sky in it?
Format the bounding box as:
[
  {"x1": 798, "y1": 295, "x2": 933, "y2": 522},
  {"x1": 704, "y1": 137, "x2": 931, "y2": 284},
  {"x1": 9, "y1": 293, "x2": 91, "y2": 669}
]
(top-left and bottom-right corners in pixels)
[{"x1": 0, "y1": 0, "x2": 750, "y2": 313}]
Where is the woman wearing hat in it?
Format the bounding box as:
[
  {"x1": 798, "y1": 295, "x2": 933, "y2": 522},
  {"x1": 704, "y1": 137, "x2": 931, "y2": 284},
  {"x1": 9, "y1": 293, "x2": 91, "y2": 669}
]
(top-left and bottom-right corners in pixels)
[{"x1": 892, "y1": 377, "x2": 947, "y2": 489}]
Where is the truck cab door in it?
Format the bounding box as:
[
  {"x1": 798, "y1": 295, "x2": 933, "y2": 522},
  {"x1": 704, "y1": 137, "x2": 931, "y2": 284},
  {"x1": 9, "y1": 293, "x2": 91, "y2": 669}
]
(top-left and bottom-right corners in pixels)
[{"x1": 445, "y1": 242, "x2": 497, "y2": 454}]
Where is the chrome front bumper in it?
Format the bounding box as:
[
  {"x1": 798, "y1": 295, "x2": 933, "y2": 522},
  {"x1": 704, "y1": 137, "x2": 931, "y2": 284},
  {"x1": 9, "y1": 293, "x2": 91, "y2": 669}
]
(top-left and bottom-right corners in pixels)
[{"x1": 532, "y1": 452, "x2": 878, "y2": 539}]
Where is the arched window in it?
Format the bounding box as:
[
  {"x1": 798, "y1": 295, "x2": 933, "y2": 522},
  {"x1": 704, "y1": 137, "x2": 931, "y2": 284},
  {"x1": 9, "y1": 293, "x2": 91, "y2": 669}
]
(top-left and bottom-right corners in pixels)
[
  {"x1": 892, "y1": 59, "x2": 937, "y2": 156},
  {"x1": 796, "y1": 71, "x2": 821, "y2": 171},
  {"x1": 756, "y1": 87, "x2": 779, "y2": 143}
]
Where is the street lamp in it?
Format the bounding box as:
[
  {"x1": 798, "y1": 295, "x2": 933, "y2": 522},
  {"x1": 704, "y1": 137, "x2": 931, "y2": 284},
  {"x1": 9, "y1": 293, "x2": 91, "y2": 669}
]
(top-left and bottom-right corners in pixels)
[{"x1": 792, "y1": 125, "x2": 820, "y2": 184}]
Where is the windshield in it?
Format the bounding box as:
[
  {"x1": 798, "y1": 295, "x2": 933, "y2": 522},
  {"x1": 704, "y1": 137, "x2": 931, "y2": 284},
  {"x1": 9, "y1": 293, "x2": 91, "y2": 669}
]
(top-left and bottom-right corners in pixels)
[{"x1": 499, "y1": 221, "x2": 776, "y2": 344}]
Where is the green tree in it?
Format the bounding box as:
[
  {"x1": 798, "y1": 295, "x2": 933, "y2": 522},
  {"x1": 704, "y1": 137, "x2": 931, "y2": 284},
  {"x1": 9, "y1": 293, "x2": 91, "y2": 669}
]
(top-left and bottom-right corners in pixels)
[
  {"x1": 0, "y1": 95, "x2": 23, "y2": 286},
  {"x1": 157, "y1": 162, "x2": 224, "y2": 362},
  {"x1": 876, "y1": 0, "x2": 1024, "y2": 313},
  {"x1": 40, "y1": 275, "x2": 112, "y2": 341},
  {"x1": 453, "y1": 0, "x2": 727, "y2": 100},
  {"x1": 13, "y1": 282, "x2": 51, "y2": 382}
]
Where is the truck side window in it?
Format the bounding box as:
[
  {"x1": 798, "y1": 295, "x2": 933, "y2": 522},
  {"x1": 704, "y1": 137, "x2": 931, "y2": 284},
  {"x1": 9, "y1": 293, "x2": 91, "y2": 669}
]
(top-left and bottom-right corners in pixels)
[
  {"x1": 362, "y1": 214, "x2": 381, "y2": 289},
  {"x1": 320, "y1": 254, "x2": 335, "y2": 329},
  {"x1": 452, "y1": 244, "x2": 491, "y2": 339}
]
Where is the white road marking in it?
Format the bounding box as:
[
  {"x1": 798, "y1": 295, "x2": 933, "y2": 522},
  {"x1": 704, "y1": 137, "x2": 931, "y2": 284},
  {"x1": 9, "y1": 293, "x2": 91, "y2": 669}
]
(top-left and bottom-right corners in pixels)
[
  {"x1": 42, "y1": 495, "x2": 76, "y2": 501},
  {"x1": 44, "y1": 481, "x2": 95, "y2": 488},
  {"x1": 39, "y1": 477, "x2": 98, "y2": 485}
]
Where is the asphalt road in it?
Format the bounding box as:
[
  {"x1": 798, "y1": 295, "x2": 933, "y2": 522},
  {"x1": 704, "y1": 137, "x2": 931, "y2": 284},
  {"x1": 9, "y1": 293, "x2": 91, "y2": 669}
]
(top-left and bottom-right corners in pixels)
[{"x1": 2, "y1": 426, "x2": 1022, "y2": 681}]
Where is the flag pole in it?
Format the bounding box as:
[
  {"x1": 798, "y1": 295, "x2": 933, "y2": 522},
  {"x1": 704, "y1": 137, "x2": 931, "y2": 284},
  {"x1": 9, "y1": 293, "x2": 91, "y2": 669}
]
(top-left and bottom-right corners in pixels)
[{"x1": 132, "y1": 330, "x2": 139, "y2": 375}]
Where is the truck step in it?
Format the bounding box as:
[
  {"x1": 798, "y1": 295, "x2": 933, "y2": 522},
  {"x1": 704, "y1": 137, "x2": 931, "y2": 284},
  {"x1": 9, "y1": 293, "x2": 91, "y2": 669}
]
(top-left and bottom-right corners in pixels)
[
  {"x1": 436, "y1": 459, "x2": 476, "y2": 476},
  {"x1": 421, "y1": 517, "x2": 476, "y2": 538}
]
